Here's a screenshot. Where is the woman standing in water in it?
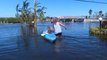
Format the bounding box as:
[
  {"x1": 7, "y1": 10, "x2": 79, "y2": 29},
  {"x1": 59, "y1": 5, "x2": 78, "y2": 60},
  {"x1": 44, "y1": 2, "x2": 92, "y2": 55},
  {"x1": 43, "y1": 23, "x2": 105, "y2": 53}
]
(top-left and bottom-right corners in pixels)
[{"x1": 52, "y1": 18, "x2": 66, "y2": 38}]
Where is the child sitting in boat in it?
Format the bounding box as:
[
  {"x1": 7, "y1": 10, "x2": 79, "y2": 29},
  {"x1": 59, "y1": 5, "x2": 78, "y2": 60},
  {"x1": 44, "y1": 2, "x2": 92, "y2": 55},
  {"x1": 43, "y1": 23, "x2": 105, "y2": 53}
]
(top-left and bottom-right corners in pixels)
[
  {"x1": 41, "y1": 26, "x2": 54, "y2": 36},
  {"x1": 47, "y1": 26, "x2": 54, "y2": 33},
  {"x1": 41, "y1": 26, "x2": 56, "y2": 41}
]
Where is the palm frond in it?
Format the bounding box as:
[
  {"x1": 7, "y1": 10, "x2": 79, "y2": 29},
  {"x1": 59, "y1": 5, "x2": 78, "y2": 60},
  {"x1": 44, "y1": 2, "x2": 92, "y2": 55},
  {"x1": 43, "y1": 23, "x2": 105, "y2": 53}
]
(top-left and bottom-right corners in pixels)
[{"x1": 16, "y1": 4, "x2": 19, "y2": 12}]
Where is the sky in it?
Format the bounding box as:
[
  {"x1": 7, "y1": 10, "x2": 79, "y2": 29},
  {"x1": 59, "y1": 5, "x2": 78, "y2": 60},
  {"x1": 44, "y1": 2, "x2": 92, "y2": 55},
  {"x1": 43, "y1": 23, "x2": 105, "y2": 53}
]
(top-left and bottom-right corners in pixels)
[{"x1": 0, "y1": 0, "x2": 107, "y2": 17}]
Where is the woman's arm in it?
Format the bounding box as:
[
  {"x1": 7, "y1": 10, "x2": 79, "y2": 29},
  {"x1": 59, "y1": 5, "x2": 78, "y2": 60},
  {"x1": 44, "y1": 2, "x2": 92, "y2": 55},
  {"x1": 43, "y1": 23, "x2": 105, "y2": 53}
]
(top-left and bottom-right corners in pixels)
[
  {"x1": 59, "y1": 22, "x2": 67, "y2": 29},
  {"x1": 59, "y1": 22, "x2": 64, "y2": 26}
]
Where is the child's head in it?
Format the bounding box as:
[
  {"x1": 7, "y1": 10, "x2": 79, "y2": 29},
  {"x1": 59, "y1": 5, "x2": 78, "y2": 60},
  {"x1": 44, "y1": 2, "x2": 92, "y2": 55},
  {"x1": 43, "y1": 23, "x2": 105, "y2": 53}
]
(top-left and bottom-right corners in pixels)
[{"x1": 48, "y1": 26, "x2": 54, "y2": 33}]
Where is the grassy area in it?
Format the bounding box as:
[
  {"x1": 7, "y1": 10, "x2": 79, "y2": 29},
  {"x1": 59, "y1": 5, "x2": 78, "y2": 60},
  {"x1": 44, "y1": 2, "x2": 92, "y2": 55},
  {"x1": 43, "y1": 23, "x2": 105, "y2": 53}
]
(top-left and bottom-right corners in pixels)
[{"x1": 0, "y1": 17, "x2": 20, "y2": 23}]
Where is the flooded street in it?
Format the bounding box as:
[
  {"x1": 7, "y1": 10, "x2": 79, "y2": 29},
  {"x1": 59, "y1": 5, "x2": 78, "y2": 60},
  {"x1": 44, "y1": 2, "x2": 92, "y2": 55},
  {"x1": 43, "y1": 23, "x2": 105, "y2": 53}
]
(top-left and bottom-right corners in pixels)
[{"x1": 0, "y1": 22, "x2": 107, "y2": 60}]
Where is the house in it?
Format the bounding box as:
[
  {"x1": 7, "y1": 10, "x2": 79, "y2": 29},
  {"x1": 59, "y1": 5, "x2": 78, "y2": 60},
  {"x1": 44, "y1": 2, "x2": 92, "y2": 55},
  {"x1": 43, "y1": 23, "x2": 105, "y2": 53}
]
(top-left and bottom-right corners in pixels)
[{"x1": 57, "y1": 16, "x2": 85, "y2": 22}]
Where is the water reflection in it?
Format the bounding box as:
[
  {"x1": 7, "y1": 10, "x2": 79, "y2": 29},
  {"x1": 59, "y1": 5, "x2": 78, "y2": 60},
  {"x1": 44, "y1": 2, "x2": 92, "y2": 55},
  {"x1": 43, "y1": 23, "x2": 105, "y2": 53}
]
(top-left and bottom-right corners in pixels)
[
  {"x1": 90, "y1": 32, "x2": 107, "y2": 41},
  {"x1": 20, "y1": 24, "x2": 38, "y2": 48},
  {"x1": 54, "y1": 39, "x2": 62, "y2": 53}
]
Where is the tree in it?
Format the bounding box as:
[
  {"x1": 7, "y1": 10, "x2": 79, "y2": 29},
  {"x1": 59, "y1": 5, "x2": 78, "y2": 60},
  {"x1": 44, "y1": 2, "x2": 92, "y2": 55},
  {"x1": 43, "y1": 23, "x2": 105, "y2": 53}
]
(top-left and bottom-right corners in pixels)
[
  {"x1": 16, "y1": 0, "x2": 32, "y2": 24},
  {"x1": 16, "y1": 0, "x2": 46, "y2": 24},
  {"x1": 88, "y1": 9, "x2": 92, "y2": 18},
  {"x1": 16, "y1": 4, "x2": 19, "y2": 17},
  {"x1": 99, "y1": 10, "x2": 103, "y2": 17},
  {"x1": 37, "y1": 6, "x2": 46, "y2": 21}
]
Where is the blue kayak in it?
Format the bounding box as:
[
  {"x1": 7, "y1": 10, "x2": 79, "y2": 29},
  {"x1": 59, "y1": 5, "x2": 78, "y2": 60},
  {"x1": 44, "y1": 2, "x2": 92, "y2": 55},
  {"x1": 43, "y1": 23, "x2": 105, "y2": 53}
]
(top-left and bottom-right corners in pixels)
[{"x1": 44, "y1": 33, "x2": 56, "y2": 42}]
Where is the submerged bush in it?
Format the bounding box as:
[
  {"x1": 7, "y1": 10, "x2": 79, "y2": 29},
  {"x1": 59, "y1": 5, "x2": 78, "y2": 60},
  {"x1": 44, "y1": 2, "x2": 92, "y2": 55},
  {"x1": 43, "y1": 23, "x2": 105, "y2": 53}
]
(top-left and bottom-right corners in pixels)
[
  {"x1": 90, "y1": 27, "x2": 107, "y2": 35},
  {"x1": 90, "y1": 27, "x2": 107, "y2": 40}
]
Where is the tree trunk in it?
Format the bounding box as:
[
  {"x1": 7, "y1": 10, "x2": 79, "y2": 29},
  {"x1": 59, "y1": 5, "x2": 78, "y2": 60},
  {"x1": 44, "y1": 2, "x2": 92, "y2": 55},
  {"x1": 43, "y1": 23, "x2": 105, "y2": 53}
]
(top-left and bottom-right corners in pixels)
[
  {"x1": 34, "y1": 0, "x2": 37, "y2": 26},
  {"x1": 33, "y1": 0, "x2": 38, "y2": 34}
]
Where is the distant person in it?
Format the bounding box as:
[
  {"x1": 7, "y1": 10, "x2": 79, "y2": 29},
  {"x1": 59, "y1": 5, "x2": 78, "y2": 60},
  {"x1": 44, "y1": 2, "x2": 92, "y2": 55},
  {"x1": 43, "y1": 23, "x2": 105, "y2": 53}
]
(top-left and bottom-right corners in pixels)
[{"x1": 52, "y1": 18, "x2": 66, "y2": 38}]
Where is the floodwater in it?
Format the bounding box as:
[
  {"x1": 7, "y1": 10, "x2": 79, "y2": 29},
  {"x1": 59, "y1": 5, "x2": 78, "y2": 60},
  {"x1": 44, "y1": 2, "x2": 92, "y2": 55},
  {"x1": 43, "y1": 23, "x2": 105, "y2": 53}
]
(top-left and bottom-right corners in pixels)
[{"x1": 0, "y1": 22, "x2": 107, "y2": 60}]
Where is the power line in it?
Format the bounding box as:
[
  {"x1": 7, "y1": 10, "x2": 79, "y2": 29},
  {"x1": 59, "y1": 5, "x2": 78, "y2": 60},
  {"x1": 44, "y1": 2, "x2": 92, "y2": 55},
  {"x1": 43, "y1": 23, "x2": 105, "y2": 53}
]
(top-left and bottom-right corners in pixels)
[{"x1": 75, "y1": 0, "x2": 107, "y2": 4}]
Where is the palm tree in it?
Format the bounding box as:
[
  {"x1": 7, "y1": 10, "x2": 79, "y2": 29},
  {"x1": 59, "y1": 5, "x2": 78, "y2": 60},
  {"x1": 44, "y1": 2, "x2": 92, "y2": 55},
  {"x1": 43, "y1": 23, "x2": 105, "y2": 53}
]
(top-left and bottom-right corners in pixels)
[
  {"x1": 99, "y1": 10, "x2": 103, "y2": 17},
  {"x1": 16, "y1": 0, "x2": 32, "y2": 24},
  {"x1": 16, "y1": 4, "x2": 19, "y2": 17},
  {"x1": 16, "y1": 4, "x2": 20, "y2": 22},
  {"x1": 37, "y1": 6, "x2": 46, "y2": 21},
  {"x1": 16, "y1": 0, "x2": 46, "y2": 25},
  {"x1": 89, "y1": 9, "x2": 92, "y2": 18}
]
